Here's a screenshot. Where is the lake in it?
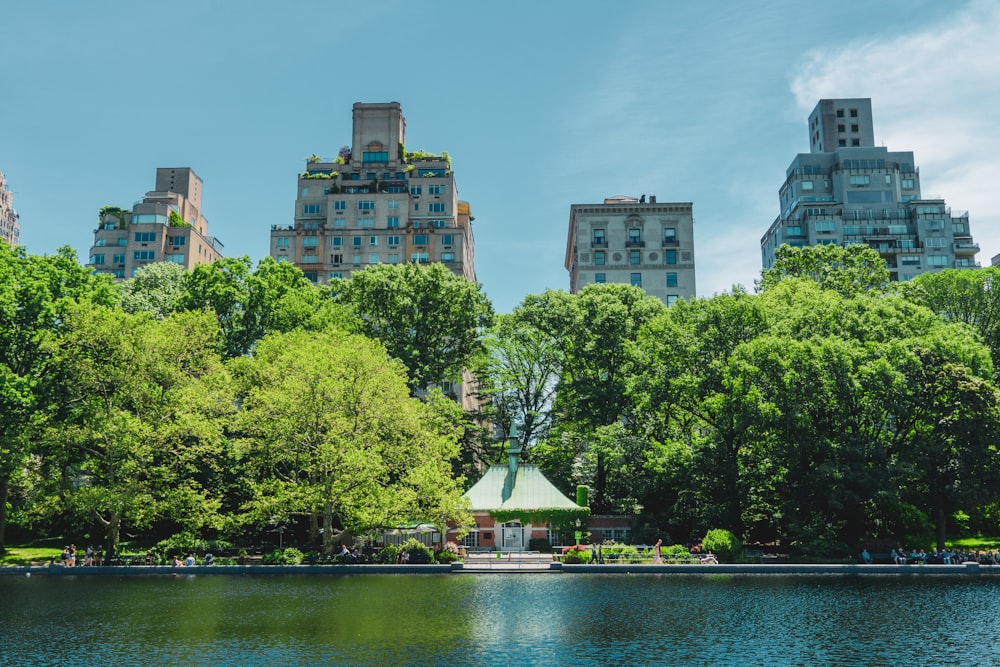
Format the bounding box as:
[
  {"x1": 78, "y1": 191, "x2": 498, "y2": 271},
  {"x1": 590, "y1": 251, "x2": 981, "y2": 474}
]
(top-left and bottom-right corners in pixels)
[{"x1": 2, "y1": 572, "x2": 999, "y2": 665}]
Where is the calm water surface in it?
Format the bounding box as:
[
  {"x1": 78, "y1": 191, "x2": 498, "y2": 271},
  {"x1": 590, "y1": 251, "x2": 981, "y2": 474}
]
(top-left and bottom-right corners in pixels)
[{"x1": 2, "y1": 573, "x2": 999, "y2": 666}]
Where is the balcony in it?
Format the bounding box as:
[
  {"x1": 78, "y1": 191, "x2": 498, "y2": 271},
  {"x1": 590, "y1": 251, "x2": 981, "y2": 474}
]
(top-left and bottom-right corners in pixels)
[
  {"x1": 954, "y1": 241, "x2": 980, "y2": 254},
  {"x1": 591, "y1": 241, "x2": 607, "y2": 248},
  {"x1": 662, "y1": 239, "x2": 679, "y2": 247},
  {"x1": 625, "y1": 240, "x2": 646, "y2": 248}
]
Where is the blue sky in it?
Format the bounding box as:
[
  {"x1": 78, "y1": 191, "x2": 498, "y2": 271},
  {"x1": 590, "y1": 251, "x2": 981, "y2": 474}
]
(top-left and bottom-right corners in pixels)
[{"x1": 2, "y1": 0, "x2": 997, "y2": 313}]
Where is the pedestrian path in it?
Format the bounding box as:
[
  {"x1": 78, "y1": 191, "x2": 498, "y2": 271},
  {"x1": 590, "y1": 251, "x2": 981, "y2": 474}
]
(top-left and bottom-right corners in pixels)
[{"x1": 462, "y1": 551, "x2": 555, "y2": 571}]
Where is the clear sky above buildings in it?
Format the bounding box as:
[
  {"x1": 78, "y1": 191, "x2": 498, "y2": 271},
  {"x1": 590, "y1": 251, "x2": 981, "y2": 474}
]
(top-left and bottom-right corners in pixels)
[{"x1": 2, "y1": 0, "x2": 997, "y2": 313}]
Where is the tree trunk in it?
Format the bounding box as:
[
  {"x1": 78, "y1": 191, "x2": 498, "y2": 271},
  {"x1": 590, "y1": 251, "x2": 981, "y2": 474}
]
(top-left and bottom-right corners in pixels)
[
  {"x1": 322, "y1": 501, "x2": 335, "y2": 555},
  {"x1": 934, "y1": 489, "x2": 947, "y2": 552},
  {"x1": 106, "y1": 511, "x2": 121, "y2": 559},
  {"x1": 0, "y1": 473, "x2": 9, "y2": 556},
  {"x1": 309, "y1": 513, "x2": 319, "y2": 545}
]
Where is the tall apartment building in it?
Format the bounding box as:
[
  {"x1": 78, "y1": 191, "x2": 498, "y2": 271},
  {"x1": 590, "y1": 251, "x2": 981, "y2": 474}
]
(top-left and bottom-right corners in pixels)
[
  {"x1": 761, "y1": 99, "x2": 979, "y2": 279},
  {"x1": 565, "y1": 195, "x2": 696, "y2": 305},
  {"x1": 87, "y1": 167, "x2": 224, "y2": 280},
  {"x1": 0, "y1": 170, "x2": 20, "y2": 247},
  {"x1": 270, "y1": 102, "x2": 476, "y2": 284}
]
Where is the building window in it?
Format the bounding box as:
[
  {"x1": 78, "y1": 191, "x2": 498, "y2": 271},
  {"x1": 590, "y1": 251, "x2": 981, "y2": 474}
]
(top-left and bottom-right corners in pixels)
[
  {"x1": 303, "y1": 221, "x2": 320, "y2": 230},
  {"x1": 277, "y1": 237, "x2": 290, "y2": 247},
  {"x1": 851, "y1": 139, "x2": 861, "y2": 147},
  {"x1": 358, "y1": 200, "x2": 375, "y2": 211},
  {"x1": 594, "y1": 250, "x2": 606, "y2": 266},
  {"x1": 837, "y1": 124, "x2": 846, "y2": 133},
  {"x1": 786, "y1": 226, "x2": 803, "y2": 237},
  {"x1": 387, "y1": 217, "x2": 400, "y2": 228},
  {"x1": 850, "y1": 109, "x2": 858, "y2": 117},
  {"x1": 369, "y1": 236, "x2": 378, "y2": 246},
  {"x1": 428, "y1": 185, "x2": 445, "y2": 195},
  {"x1": 629, "y1": 250, "x2": 641, "y2": 265},
  {"x1": 849, "y1": 175, "x2": 871, "y2": 186},
  {"x1": 428, "y1": 203, "x2": 446, "y2": 213},
  {"x1": 168, "y1": 235, "x2": 185, "y2": 246},
  {"x1": 627, "y1": 228, "x2": 642, "y2": 245},
  {"x1": 362, "y1": 151, "x2": 388, "y2": 163},
  {"x1": 902, "y1": 179, "x2": 915, "y2": 189},
  {"x1": 352, "y1": 254, "x2": 361, "y2": 264},
  {"x1": 133, "y1": 251, "x2": 155, "y2": 261},
  {"x1": 117, "y1": 238, "x2": 128, "y2": 246},
  {"x1": 331, "y1": 236, "x2": 343, "y2": 247},
  {"x1": 410, "y1": 186, "x2": 422, "y2": 196},
  {"x1": 134, "y1": 232, "x2": 156, "y2": 243},
  {"x1": 666, "y1": 295, "x2": 679, "y2": 307},
  {"x1": 663, "y1": 228, "x2": 677, "y2": 245},
  {"x1": 413, "y1": 234, "x2": 429, "y2": 245},
  {"x1": 593, "y1": 229, "x2": 606, "y2": 246},
  {"x1": 925, "y1": 220, "x2": 945, "y2": 230},
  {"x1": 441, "y1": 252, "x2": 455, "y2": 262},
  {"x1": 387, "y1": 253, "x2": 400, "y2": 264},
  {"x1": 838, "y1": 139, "x2": 847, "y2": 147},
  {"x1": 330, "y1": 272, "x2": 344, "y2": 279},
  {"x1": 90, "y1": 254, "x2": 105, "y2": 265},
  {"x1": 666, "y1": 272, "x2": 678, "y2": 287},
  {"x1": 411, "y1": 252, "x2": 429, "y2": 263},
  {"x1": 95, "y1": 239, "x2": 106, "y2": 247},
  {"x1": 353, "y1": 236, "x2": 362, "y2": 247},
  {"x1": 665, "y1": 250, "x2": 677, "y2": 265},
  {"x1": 851, "y1": 124, "x2": 859, "y2": 132},
  {"x1": 900, "y1": 255, "x2": 921, "y2": 266},
  {"x1": 461, "y1": 531, "x2": 480, "y2": 548},
  {"x1": 836, "y1": 109, "x2": 845, "y2": 118},
  {"x1": 594, "y1": 273, "x2": 606, "y2": 284},
  {"x1": 630, "y1": 273, "x2": 642, "y2": 287},
  {"x1": 388, "y1": 200, "x2": 400, "y2": 210},
  {"x1": 165, "y1": 253, "x2": 185, "y2": 264},
  {"x1": 113, "y1": 253, "x2": 125, "y2": 264},
  {"x1": 333, "y1": 200, "x2": 346, "y2": 211},
  {"x1": 814, "y1": 220, "x2": 837, "y2": 232},
  {"x1": 302, "y1": 204, "x2": 322, "y2": 215},
  {"x1": 333, "y1": 219, "x2": 346, "y2": 229},
  {"x1": 358, "y1": 218, "x2": 375, "y2": 229},
  {"x1": 413, "y1": 203, "x2": 419, "y2": 211},
  {"x1": 302, "y1": 237, "x2": 319, "y2": 247},
  {"x1": 368, "y1": 254, "x2": 379, "y2": 264},
  {"x1": 928, "y1": 255, "x2": 948, "y2": 266},
  {"x1": 331, "y1": 253, "x2": 343, "y2": 264},
  {"x1": 388, "y1": 236, "x2": 400, "y2": 246},
  {"x1": 441, "y1": 234, "x2": 454, "y2": 245},
  {"x1": 301, "y1": 255, "x2": 319, "y2": 264},
  {"x1": 800, "y1": 181, "x2": 814, "y2": 191},
  {"x1": 432, "y1": 220, "x2": 447, "y2": 228}
]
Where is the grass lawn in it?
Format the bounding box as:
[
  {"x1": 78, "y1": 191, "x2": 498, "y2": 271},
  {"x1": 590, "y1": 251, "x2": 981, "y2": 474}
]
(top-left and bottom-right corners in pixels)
[
  {"x1": 0, "y1": 546, "x2": 62, "y2": 566},
  {"x1": 946, "y1": 536, "x2": 1000, "y2": 551}
]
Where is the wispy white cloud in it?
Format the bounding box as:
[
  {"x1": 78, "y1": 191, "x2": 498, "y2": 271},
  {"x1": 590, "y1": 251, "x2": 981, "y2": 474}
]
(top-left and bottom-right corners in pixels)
[{"x1": 791, "y1": 0, "x2": 1000, "y2": 264}]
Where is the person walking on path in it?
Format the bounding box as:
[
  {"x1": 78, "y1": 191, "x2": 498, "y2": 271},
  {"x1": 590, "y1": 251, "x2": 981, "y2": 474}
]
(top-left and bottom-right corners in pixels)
[{"x1": 653, "y1": 539, "x2": 663, "y2": 564}]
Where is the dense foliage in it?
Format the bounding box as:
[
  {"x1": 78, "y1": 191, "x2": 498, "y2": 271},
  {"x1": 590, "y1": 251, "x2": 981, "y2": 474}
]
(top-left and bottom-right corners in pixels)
[{"x1": 2, "y1": 246, "x2": 999, "y2": 559}]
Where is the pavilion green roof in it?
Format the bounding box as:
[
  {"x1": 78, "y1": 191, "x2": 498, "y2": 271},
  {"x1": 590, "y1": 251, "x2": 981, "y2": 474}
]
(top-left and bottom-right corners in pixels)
[{"x1": 463, "y1": 463, "x2": 581, "y2": 512}]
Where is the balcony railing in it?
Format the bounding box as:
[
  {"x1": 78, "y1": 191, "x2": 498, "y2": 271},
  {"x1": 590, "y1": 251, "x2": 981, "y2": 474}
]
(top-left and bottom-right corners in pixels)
[
  {"x1": 662, "y1": 239, "x2": 679, "y2": 247},
  {"x1": 625, "y1": 240, "x2": 645, "y2": 248}
]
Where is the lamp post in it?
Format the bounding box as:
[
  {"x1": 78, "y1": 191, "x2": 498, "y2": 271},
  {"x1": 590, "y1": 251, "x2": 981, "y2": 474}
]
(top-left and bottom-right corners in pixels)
[{"x1": 574, "y1": 518, "x2": 582, "y2": 546}]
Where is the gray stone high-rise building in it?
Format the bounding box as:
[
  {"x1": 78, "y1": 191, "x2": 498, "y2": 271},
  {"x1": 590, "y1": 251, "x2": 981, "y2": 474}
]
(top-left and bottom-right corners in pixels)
[
  {"x1": 87, "y1": 167, "x2": 224, "y2": 280},
  {"x1": 270, "y1": 102, "x2": 476, "y2": 285},
  {"x1": 566, "y1": 195, "x2": 696, "y2": 305},
  {"x1": 761, "y1": 98, "x2": 979, "y2": 279},
  {"x1": 0, "y1": 170, "x2": 20, "y2": 247}
]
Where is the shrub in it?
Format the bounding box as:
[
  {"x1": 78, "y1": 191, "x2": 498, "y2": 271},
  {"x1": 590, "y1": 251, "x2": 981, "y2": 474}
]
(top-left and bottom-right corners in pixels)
[
  {"x1": 528, "y1": 538, "x2": 552, "y2": 553},
  {"x1": 561, "y1": 545, "x2": 590, "y2": 564},
  {"x1": 702, "y1": 529, "x2": 742, "y2": 563},
  {"x1": 376, "y1": 545, "x2": 400, "y2": 564},
  {"x1": 263, "y1": 547, "x2": 304, "y2": 565},
  {"x1": 435, "y1": 542, "x2": 461, "y2": 564},
  {"x1": 662, "y1": 544, "x2": 697, "y2": 563},
  {"x1": 399, "y1": 538, "x2": 433, "y2": 564}
]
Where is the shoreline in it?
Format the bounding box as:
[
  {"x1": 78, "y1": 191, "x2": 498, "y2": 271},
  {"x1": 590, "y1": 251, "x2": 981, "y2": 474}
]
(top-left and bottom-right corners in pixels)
[{"x1": 2, "y1": 562, "x2": 998, "y2": 576}]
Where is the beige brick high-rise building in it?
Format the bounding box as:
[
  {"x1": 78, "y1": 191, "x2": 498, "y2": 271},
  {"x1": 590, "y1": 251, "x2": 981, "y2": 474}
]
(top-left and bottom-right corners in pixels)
[
  {"x1": 270, "y1": 102, "x2": 476, "y2": 284},
  {"x1": 0, "y1": 170, "x2": 20, "y2": 247},
  {"x1": 566, "y1": 195, "x2": 696, "y2": 305},
  {"x1": 87, "y1": 167, "x2": 224, "y2": 280}
]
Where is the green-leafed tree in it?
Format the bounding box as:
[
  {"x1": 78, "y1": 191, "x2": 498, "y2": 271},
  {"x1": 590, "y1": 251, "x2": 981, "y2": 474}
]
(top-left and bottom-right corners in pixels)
[
  {"x1": 178, "y1": 256, "x2": 346, "y2": 358},
  {"x1": 0, "y1": 244, "x2": 117, "y2": 554},
  {"x1": 331, "y1": 262, "x2": 493, "y2": 392},
  {"x1": 46, "y1": 306, "x2": 232, "y2": 556},
  {"x1": 119, "y1": 261, "x2": 188, "y2": 318},
  {"x1": 757, "y1": 243, "x2": 890, "y2": 297},
  {"x1": 901, "y1": 267, "x2": 1000, "y2": 381},
  {"x1": 232, "y1": 328, "x2": 471, "y2": 554}
]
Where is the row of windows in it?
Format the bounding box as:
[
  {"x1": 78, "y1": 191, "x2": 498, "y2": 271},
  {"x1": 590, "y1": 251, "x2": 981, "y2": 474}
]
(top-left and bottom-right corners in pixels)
[
  {"x1": 310, "y1": 251, "x2": 459, "y2": 266},
  {"x1": 303, "y1": 200, "x2": 449, "y2": 215},
  {"x1": 94, "y1": 237, "x2": 130, "y2": 247},
  {"x1": 592, "y1": 228, "x2": 678, "y2": 245},
  {"x1": 281, "y1": 234, "x2": 456, "y2": 249},
  {"x1": 593, "y1": 249, "x2": 680, "y2": 265},
  {"x1": 301, "y1": 217, "x2": 453, "y2": 231},
  {"x1": 594, "y1": 272, "x2": 680, "y2": 288}
]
